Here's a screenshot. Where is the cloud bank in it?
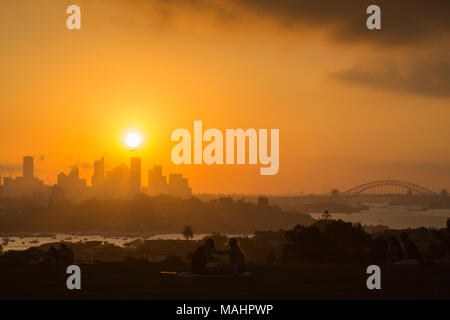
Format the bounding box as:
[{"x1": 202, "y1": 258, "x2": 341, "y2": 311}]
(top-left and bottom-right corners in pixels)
[
  {"x1": 140, "y1": 0, "x2": 450, "y2": 45},
  {"x1": 332, "y1": 57, "x2": 450, "y2": 98}
]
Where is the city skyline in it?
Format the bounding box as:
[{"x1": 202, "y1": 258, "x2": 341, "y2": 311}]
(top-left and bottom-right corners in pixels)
[
  {"x1": 0, "y1": 155, "x2": 192, "y2": 202},
  {"x1": 0, "y1": 154, "x2": 447, "y2": 198},
  {"x1": 1, "y1": 1, "x2": 449, "y2": 195}
]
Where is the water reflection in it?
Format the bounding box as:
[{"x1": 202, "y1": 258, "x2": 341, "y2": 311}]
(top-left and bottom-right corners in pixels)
[{"x1": 310, "y1": 204, "x2": 450, "y2": 229}]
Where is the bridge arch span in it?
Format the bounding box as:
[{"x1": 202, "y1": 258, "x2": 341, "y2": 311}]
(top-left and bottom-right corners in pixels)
[{"x1": 340, "y1": 180, "x2": 438, "y2": 199}]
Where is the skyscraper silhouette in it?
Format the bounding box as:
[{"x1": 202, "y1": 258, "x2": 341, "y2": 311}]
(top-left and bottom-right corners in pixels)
[
  {"x1": 147, "y1": 165, "x2": 168, "y2": 195},
  {"x1": 130, "y1": 157, "x2": 141, "y2": 195},
  {"x1": 168, "y1": 173, "x2": 192, "y2": 198},
  {"x1": 23, "y1": 156, "x2": 34, "y2": 181},
  {"x1": 143, "y1": 166, "x2": 191, "y2": 198},
  {"x1": 92, "y1": 157, "x2": 105, "y2": 188}
]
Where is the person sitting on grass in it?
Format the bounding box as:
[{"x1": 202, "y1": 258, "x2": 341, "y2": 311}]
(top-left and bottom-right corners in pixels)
[
  {"x1": 191, "y1": 239, "x2": 216, "y2": 274},
  {"x1": 214, "y1": 238, "x2": 246, "y2": 274}
]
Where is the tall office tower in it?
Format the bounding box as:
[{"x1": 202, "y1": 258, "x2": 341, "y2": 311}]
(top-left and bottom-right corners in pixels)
[
  {"x1": 23, "y1": 156, "x2": 34, "y2": 181},
  {"x1": 147, "y1": 165, "x2": 168, "y2": 195},
  {"x1": 130, "y1": 157, "x2": 141, "y2": 195},
  {"x1": 92, "y1": 157, "x2": 105, "y2": 187}
]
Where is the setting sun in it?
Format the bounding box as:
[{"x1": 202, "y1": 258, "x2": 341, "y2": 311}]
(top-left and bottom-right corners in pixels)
[{"x1": 125, "y1": 132, "x2": 141, "y2": 150}]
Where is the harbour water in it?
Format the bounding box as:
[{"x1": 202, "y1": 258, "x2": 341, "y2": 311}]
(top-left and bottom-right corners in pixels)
[
  {"x1": 310, "y1": 203, "x2": 450, "y2": 229},
  {"x1": 2, "y1": 204, "x2": 449, "y2": 251},
  {"x1": 0, "y1": 232, "x2": 248, "y2": 251}
]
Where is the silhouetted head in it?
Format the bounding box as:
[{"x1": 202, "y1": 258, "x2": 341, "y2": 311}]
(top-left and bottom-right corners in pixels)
[
  {"x1": 228, "y1": 238, "x2": 238, "y2": 249},
  {"x1": 60, "y1": 243, "x2": 66, "y2": 249},
  {"x1": 400, "y1": 232, "x2": 409, "y2": 241},
  {"x1": 204, "y1": 238, "x2": 215, "y2": 250}
]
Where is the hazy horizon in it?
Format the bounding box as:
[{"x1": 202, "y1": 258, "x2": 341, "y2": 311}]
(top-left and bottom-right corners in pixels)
[{"x1": 1, "y1": 0, "x2": 449, "y2": 194}]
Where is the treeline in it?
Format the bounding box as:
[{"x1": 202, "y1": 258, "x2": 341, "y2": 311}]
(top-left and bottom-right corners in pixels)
[
  {"x1": 0, "y1": 194, "x2": 315, "y2": 234},
  {"x1": 283, "y1": 219, "x2": 450, "y2": 263}
]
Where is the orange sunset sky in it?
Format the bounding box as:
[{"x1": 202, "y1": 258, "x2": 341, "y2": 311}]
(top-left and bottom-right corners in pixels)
[{"x1": 1, "y1": 0, "x2": 449, "y2": 194}]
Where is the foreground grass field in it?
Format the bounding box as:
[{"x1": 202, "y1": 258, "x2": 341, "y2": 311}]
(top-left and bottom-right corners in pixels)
[{"x1": 1, "y1": 262, "x2": 449, "y2": 299}]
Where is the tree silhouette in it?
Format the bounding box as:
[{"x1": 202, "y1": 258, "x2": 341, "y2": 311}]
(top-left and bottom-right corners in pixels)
[
  {"x1": 322, "y1": 210, "x2": 331, "y2": 220},
  {"x1": 182, "y1": 226, "x2": 194, "y2": 241}
]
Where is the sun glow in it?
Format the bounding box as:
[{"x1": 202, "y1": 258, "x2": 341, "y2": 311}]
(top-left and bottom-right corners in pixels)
[{"x1": 125, "y1": 132, "x2": 141, "y2": 150}]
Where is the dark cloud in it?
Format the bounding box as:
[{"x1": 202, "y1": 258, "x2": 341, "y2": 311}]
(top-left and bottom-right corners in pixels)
[
  {"x1": 233, "y1": 0, "x2": 450, "y2": 45},
  {"x1": 145, "y1": 0, "x2": 450, "y2": 45},
  {"x1": 124, "y1": 0, "x2": 238, "y2": 24},
  {"x1": 331, "y1": 57, "x2": 450, "y2": 97}
]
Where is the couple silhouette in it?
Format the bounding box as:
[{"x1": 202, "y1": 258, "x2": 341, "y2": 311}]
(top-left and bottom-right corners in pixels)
[{"x1": 191, "y1": 238, "x2": 246, "y2": 275}]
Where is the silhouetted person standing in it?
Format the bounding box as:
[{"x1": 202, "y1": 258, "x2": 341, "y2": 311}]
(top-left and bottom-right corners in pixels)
[
  {"x1": 191, "y1": 239, "x2": 215, "y2": 274},
  {"x1": 400, "y1": 232, "x2": 422, "y2": 262}
]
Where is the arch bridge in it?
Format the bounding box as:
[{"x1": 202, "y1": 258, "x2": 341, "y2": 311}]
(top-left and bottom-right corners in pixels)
[{"x1": 339, "y1": 180, "x2": 439, "y2": 199}]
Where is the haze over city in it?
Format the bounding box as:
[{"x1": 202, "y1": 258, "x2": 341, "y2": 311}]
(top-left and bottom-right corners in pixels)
[{"x1": 1, "y1": 1, "x2": 449, "y2": 195}]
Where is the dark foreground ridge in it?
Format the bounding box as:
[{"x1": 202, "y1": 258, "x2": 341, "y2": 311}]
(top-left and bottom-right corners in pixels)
[
  {"x1": 1, "y1": 261, "x2": 449, "y2": 300},
  {"x1": 1, "y1": 219, "x2": 450, "y2": 300}
]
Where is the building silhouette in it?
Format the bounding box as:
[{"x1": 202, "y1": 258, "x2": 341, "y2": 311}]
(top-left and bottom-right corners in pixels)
[
  {"x1": 92, "y1": 157, "x2": 105, "y2": 189},
  {"x1": 23, "y1": 156, "x2": 34, "y2": 181},
  {"x1": 0, "y1": 156, "x2": 45, "y2": 199},
  {"x1": 103, "y1": 164, "x2": 130, "y2": 199},
  {"x1": 90, "y1": 157, "x2": 141, "y2": 200},
  {"x1": 130, "y1": 157, "x2": 141, "y2": 196},
  {"x1": 0, "y1": 155, "x2": 193, "y2": 202},
  {"x1": 57, "y1": 166, "x2": 89, "y2": 202},
  {"x1": 144, "y1": 166, "x2": 192, "y2": 198},
  {"x1": 168, "y1": 173, "x2": 192, "y2": 198},
  {"x1": 146, "y1": 165, "x2": 168, "y2": 195}
]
